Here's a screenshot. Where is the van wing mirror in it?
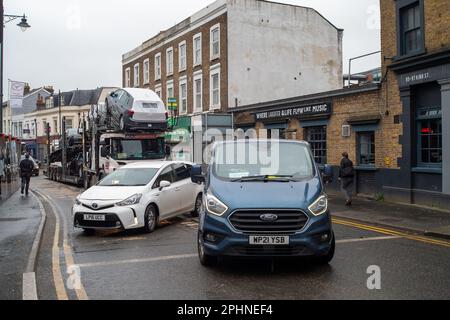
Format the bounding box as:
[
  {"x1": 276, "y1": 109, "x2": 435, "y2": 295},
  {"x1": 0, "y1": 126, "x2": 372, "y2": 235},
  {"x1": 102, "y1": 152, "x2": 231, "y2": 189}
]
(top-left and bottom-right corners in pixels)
[
  {"x1": 159, "y1": 180, "x2": 171, "y2": 190},
  {"x1": 191, "y1": 165, "x2": 205, "y2": 184},
  {"x1": 322, "y1": 164, "x2": 334, "y2": 184}
]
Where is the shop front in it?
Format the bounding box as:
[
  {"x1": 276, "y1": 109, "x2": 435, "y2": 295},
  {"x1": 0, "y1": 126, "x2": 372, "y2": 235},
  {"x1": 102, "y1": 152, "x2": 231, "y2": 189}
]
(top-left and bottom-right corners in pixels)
[{"x1": 388, "y1": 51, "x2": 450, "y2": 208}]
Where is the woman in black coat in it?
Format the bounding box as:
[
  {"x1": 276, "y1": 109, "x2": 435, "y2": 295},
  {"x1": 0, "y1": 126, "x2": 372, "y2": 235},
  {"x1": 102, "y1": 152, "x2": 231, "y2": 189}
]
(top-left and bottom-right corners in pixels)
[{"x1": 338, "y1": 152, "x2": 355, "y2": 206}]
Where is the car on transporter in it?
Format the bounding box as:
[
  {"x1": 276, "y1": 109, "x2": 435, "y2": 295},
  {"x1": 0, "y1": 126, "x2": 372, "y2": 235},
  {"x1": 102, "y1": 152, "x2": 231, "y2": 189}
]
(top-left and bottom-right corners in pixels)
[
  {"x1": 104, "y1": 88, "x2": 168, "y2": 132},
  {"x1": 190, "y1": 139, "x2": 335, "y2": 267},
  {"x1": 73, "y1": 161, "x2": 203, "y2": 234}
]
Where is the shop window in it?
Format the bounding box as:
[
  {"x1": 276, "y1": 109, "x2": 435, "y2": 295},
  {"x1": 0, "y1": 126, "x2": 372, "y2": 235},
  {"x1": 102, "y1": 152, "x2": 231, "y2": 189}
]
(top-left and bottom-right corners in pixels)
[
  {"x1": 357, "y1": 132, "x2": 375, "y2": 166},
  {"x1": 398, "y1": 0, "x2": 424, "y2": 56},
  {"x1": 416, "y1": 107, "x2": 442, "y2": 166},
  {"x1": 306, "y1": 126, "x2": 327, "y2": 165}
]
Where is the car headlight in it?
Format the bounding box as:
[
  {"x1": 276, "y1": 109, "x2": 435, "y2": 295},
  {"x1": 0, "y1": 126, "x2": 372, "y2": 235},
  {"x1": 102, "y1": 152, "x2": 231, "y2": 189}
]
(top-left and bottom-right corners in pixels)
[
  {"x1": 115, "y1": 194, "x2": 142, "y2": 207},
  {"x1": 75, "y1": 196, "x2": 81, "y2": 206},
  {"x1": 205, "y1": 193, "x2": 228, "y2": 216},
  {"x1": 308, "y1": 194, "x2": 328, "y2": 216}
]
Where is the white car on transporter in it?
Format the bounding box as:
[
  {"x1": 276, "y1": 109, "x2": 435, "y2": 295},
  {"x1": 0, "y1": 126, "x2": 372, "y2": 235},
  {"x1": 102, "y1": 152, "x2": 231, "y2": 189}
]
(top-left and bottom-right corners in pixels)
[{"x1": 73, "y1": 161, "x2": 203, "y2": 234}]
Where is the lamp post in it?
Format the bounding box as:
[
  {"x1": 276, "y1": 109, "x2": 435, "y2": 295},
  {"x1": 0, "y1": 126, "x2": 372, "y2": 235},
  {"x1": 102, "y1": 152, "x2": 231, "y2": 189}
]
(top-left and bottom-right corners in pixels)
[{"x1": 0, "y1": 0, "x2": 31, "y2": 134}]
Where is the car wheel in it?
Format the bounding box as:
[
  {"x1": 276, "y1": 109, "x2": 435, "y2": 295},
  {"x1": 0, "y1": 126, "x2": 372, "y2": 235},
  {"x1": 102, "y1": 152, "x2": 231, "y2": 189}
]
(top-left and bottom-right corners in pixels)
[
  {"x1": 314, "y1": 232, "x2": 335, "y2": 265},
  {"x1": 119, "y1": 116, "x2": 126, "y2": 131},
  {"x1": 191, "y1": 193, "x2": 202, "y2": 218},
  {"x1": 143, "y1": 204, "x2": 157, "y2": 233},
  {"x1": 83, "y1": 228, "x2": 95, "y2": 236},
  {"x1": 198, "y1": 231, "x2": 217, "y2": 267}
]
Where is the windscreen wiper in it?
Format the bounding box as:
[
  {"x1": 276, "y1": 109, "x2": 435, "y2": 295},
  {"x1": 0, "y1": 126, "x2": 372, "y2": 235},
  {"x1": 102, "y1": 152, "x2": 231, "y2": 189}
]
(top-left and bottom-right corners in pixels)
[{"x1": 231, "y1": 175, "x2": 295, "y2": 182}]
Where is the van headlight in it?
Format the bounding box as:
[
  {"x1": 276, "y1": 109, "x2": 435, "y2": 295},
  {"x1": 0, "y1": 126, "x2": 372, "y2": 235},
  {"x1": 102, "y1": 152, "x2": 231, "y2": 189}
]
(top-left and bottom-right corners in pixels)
[
  {"x1": 205, "y1": 194, "x2": 228, "y2": 216},
  {"x1": 116, "y1": 194, "x2": 142, "y2": 207},
  {"x1": 308, "y1": 194, "x2": 328, "y2": 216}
]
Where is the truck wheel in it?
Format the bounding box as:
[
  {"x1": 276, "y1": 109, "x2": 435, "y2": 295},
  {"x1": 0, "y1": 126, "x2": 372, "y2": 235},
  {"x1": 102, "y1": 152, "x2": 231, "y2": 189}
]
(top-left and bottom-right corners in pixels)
[
  {"x1": 198, "y1": 231, "x2": 217, "y2": 267},
  {"x1": 143, "y1": 204, "x2": 157, "y2": 233},
  {"x1": 191, "y1": 193, "x2": 202, "y2": 218},
  {"x1": 314, "y1": 232, "x2": 335, "y2": 265}
]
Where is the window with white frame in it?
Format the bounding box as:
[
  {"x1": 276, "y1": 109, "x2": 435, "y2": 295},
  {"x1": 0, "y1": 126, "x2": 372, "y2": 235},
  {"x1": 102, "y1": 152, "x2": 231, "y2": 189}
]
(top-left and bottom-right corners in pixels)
[
  {"x1": 166, "y1": 48, "x2": 173, "y2": 75},
  {"x1": 133, "y1": 63, "x2": 140, "y2": 87},
  {"x1": 179, "y1": 77, "x2": 187, "y2": 114},
  {"x1": 166, "y1": 81, "x2": 174, "y2": 106},
  {"x1": 65, "y1": 118, "x2": 73, "y2": 130},
  {"x1": 210, "y1": 65, "x2": 220, "y2": 110},
  {"x1": 125, "y1": 68, "x2": 131, "y2": 87},
  {"x1": 193, "y1": 72, "x2": 202, "y2": 112},
  {"x1": 155, "y1": 53, "x2": 161, "y2": 80},
  {"x1": 155, "y1": 85, "x2": 162, "y2": 98},
  {"x1": 179, "y1": 41, "x2": 187, "y2": 71},
  {"x1": 143, "y1": 59, "x2": 150, "y2": 84},
  {"x1": 210, "y1": 24, "x2": 220, "y2": 60},
  {"x1": 193, "y1": 33, "x2": 202, "y2": 66}
]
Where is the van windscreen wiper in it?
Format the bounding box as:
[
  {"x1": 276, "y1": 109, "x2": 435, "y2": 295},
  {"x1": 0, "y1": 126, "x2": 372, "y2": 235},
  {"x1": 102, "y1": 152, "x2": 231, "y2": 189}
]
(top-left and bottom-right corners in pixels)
[{"x1": 231, "y1": 175, "x2": 295, "y2": 182}]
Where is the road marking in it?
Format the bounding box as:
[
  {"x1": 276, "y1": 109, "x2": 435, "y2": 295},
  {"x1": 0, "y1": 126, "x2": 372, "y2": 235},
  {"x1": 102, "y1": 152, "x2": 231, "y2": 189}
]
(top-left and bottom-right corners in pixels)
[
  {"x1": 333, "y1": 217, "x2": 450, "y2": 248},
  {"x1": 22, "y1": 272, "x2": 38, "y2": 300},
  {"x1": 76, "y1": 253, "x2": 197, "y2": 268},
  {"x1": 336, "y1": 236, "x2": 401, "y2": 244},
  {"x1": 21, "y1": 191, "x2": 48, "y2": 300},
  {"x1": 43, "y1": 193, "x2": 89, "y2": 300}
]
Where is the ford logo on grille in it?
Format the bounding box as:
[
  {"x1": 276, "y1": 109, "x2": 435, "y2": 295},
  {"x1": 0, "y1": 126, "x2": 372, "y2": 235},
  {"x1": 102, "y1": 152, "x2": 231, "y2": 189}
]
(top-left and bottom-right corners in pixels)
[
  {"x1": 260, "y1": 214, "x2": 278, "y2": 222},
  {"x1": 91, "y1": 203, "x2": 98, "y2": 209}
]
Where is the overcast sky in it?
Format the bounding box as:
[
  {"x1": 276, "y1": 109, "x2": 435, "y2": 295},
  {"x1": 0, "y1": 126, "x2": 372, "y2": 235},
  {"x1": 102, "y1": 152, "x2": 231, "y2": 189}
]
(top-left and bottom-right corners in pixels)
[{"x1": 3, "y1": 0, "x2": 381, "y2": 96}]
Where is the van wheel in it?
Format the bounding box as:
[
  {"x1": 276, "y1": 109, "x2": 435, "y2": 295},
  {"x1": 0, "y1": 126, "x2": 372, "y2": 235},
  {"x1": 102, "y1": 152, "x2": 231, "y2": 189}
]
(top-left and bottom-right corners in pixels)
[
  {"x1": 191, "y1": 194, "x2": 202, "y2": 218},
  {"x1": 314, "y1": 232, "x2": 335, "y2": 265},
  {"x1": 198, "y1": 231, "x2": 217, "y2": 267},
  {"x1": 143, "y1": 204, "x2": 157, "y2": 233}
]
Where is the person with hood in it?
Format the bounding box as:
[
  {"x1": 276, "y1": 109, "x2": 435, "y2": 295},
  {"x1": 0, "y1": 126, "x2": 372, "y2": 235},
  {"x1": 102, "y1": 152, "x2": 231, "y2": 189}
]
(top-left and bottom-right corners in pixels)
[
  {"x1": 338, "y1": 152, "x2": 355, "y2": 206},
  {"x1": 19, "y1": 153, "x2": 35, "y2": 196}
]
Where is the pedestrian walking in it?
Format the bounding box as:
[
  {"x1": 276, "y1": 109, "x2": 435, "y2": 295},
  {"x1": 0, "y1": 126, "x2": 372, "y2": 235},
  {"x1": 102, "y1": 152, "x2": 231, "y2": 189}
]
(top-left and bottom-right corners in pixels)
[
  {"x1": 19, "y1": 153, "x2": 34, "y2": 196},
  {"x1": 338, "y1": 152, "x2": 355, "y2": 206}
]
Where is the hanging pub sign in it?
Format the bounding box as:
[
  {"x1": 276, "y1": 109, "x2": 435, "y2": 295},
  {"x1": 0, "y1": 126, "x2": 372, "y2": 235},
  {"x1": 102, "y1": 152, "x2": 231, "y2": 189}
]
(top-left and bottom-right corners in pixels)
[{"x1": 254, "y1": 102, "x2": 332, "y2": 121}]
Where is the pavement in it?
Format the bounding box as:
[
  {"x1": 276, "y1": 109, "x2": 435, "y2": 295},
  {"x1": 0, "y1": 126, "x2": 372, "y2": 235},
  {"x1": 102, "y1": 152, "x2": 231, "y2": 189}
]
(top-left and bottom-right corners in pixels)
[
  {"x1": 0, "y1": 178, "x2": 20, "y2": 205},
  {"x1": 0, "y1": 189, "x2": 42, "y2": 300},
  {"x1": 328, "y1": 192, "x2": 450, "y2": 240}
]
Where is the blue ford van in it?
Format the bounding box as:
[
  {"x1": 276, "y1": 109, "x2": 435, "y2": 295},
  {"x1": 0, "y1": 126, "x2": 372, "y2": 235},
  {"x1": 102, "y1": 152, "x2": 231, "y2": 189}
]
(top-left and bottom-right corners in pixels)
[{"x1": 191, "y1": 139, "x2": 335, "y2": 267}]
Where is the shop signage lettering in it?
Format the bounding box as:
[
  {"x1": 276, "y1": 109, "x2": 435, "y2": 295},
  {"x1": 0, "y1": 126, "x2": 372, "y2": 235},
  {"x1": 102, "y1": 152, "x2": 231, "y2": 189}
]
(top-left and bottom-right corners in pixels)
[
  {"x1": 255, "y1": 103, "x2": 331, "y2": 120},
  {"x1": 399, "y1": 64, "x2": 450, "y2": 88}
]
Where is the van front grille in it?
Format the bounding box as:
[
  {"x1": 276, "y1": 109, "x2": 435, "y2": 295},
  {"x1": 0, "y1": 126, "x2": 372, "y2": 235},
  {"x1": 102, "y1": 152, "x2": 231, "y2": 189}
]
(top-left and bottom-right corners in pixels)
[{"x1": 229, "y1": 210, "x2": 308, "y2": 234}]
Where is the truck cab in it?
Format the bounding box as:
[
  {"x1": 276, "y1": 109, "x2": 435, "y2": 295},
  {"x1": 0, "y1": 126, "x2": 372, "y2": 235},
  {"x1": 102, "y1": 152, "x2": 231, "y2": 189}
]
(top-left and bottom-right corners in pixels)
[{"x1": 98, "y1": 133, "x2": 166, "y2": 177}]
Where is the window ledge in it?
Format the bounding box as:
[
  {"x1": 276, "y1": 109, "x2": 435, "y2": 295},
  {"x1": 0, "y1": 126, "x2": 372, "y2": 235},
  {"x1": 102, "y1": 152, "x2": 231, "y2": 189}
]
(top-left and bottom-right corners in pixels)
[{"x1": 412, "y1": 167, "x2": 442, "y2": 174}]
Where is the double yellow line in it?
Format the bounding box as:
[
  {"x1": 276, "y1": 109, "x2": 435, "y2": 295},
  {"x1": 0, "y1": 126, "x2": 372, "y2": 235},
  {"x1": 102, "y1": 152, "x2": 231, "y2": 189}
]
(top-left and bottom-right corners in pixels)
[{"x1": 332, "y1": 217, "x2": 450, "y2": 248}]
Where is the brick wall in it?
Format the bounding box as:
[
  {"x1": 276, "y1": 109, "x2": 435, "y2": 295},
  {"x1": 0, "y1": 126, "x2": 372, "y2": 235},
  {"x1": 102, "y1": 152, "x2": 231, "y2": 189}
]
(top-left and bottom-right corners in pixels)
[{"x1": 122, "y1": 13, "x2": 228, "y2": 114}]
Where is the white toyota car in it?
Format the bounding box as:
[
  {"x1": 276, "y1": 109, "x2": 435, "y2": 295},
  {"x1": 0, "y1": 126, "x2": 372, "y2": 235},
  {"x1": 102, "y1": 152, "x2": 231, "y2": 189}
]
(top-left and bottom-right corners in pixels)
[{"x1": 73, "y1": 161, "x2": 203, "y2": 234}]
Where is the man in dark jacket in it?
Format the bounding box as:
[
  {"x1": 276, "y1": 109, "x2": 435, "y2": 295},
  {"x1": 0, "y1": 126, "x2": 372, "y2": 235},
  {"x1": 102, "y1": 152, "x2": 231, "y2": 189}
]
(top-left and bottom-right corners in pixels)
[
  {"x1": 338, "y1": 152, "x2": 354, "y2": 206},
  {"x1": 19, "y1": 153, "x2": 34, "y2": 196}
]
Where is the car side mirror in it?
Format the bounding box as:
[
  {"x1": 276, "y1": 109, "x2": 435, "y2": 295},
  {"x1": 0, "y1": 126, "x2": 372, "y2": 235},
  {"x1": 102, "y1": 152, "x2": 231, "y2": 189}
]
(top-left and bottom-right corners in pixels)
[
  {"x1": 191, "y1": 165, "x2": 205, "y2": 184},
  {"x1": 159, "y1": 180, "x2": 171, "y2": 190},
  {"x1": 322, "y1": 164, "x2": 334, "y2": 184}
]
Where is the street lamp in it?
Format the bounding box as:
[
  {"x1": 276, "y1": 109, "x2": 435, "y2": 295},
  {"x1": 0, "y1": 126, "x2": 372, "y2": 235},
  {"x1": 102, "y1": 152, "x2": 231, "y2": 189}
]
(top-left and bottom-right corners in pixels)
[
  {"x1": 0, "y1": 0, "x2": 31, "y2": 134},
  {"x1": 16, "y1": 15, "x2": 31, "y2": 32}
]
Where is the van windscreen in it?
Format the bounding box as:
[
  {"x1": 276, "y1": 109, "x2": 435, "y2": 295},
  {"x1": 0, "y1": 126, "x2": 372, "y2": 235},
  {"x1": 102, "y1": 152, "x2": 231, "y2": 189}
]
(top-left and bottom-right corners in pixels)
[{"x1": 212, "y1": 141, "x2": 315, "y2": 181}]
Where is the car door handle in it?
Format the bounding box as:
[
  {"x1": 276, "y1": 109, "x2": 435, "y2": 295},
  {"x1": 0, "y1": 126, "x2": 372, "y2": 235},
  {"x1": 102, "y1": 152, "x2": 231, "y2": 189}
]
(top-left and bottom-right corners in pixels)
[{"x1": 175, "y1": 188, "x2": 181, "y2": 192}]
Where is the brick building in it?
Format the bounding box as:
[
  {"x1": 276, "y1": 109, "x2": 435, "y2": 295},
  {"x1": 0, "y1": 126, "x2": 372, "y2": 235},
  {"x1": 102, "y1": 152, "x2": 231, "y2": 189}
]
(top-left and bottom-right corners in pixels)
[
  {"x1": 122, "y1": 0, "x2": 343, "y2": 158},
  {"x1": 232, "y1": 0, "x2": 450, "y2": 209}
]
